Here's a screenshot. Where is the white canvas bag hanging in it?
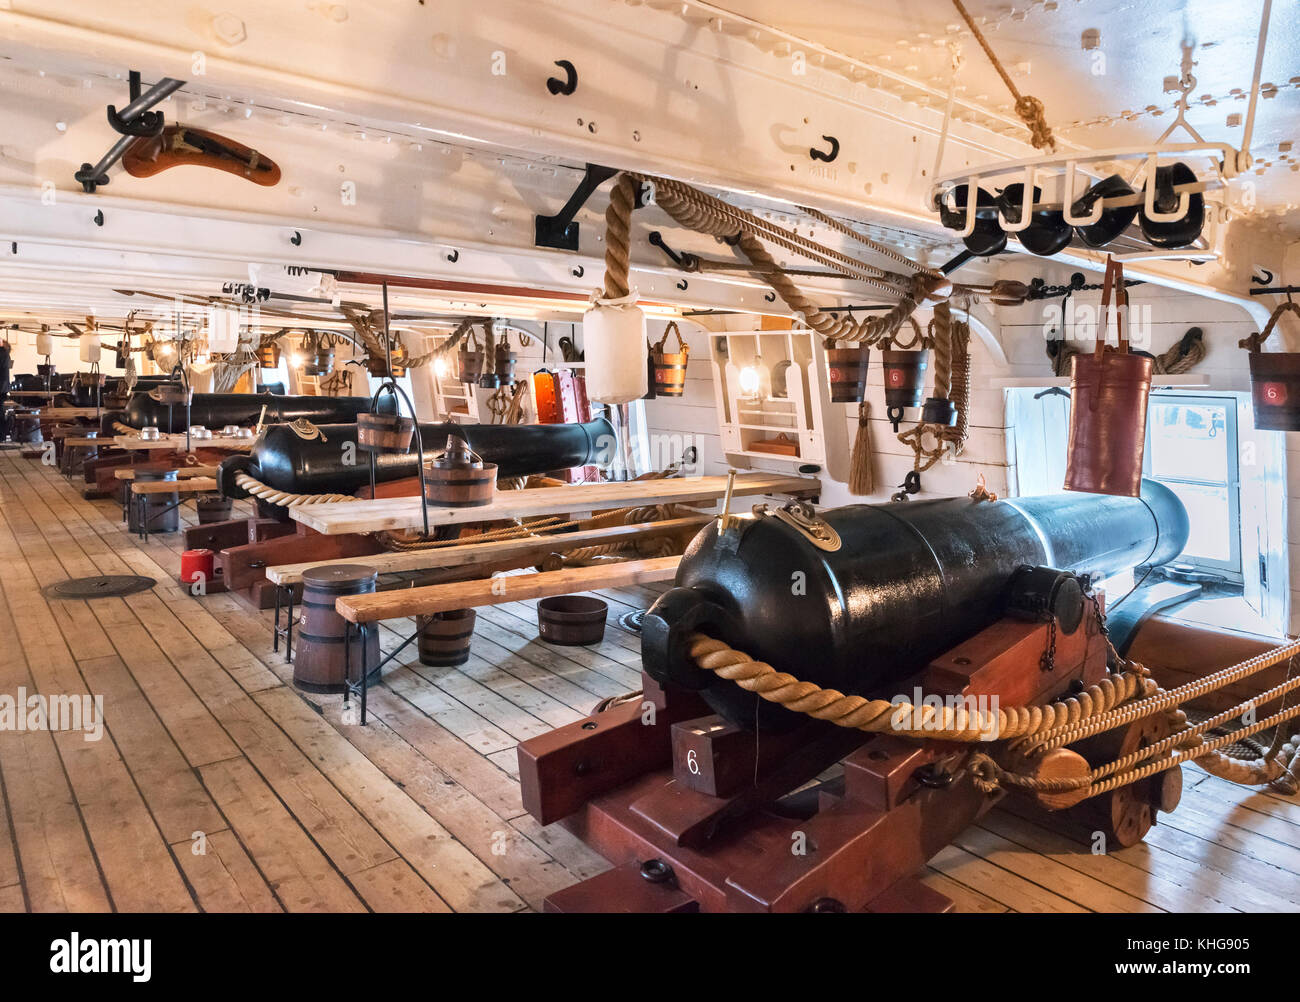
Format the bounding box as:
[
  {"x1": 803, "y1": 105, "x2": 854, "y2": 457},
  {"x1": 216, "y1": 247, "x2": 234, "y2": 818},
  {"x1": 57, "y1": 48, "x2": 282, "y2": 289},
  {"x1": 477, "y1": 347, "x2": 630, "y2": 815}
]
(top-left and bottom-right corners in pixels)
[{"x1": 582, "y1": 289, "x2": 648, "y2": 404}]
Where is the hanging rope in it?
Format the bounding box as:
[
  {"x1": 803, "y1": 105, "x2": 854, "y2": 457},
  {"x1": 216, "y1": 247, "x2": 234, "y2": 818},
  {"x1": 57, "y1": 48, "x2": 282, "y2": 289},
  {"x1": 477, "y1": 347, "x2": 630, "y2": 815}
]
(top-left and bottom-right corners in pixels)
[
  {"x1": 951, "y1": 0, "x2": 1057, "y2": 152},
  {"x1": 897, "y1": 302, "x2": 971, "y2": 473},
  {"x1": 604, "y1": 174, "x2": 639, "y2": 299}
]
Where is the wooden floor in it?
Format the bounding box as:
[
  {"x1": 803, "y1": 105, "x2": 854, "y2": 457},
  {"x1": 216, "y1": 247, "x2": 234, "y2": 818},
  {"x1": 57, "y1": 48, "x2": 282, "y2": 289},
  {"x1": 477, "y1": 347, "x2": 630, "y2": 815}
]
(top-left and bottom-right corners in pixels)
[{"x1": 1, "y1": 449, "x2": 1298, "y2": 914}]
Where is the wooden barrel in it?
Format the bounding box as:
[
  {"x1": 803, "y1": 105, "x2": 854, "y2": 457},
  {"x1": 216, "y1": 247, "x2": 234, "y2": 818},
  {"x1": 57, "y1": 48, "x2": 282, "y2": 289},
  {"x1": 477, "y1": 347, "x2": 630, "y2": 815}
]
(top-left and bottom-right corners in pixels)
[
  {"x1": 293, "y1": 564, "x2": 380, "y2": 693},
  {"x1": 416, "y1": 608, "x2": 476, "y2": 666},
  {"x1": 127, "y1": 470, "x2": 180, "y2": 534},
  {"x1": 826, "y1": 345, "x2": 870, "y2": 403},
  {"x1": 423, "y1": 461, "x2": 497, "y2": 508},
  {"x1": 196, "y1": 494, "x2": 234, "y2": 524},
  {"x1": 537, "y1": 595, "x2": 608, "y2": 646},
  {"x1": 357, "y1": 412, "x2": 416, "y2": 452},
  {"x1": 12, "y1": 412, "x2": 42, "y2": 444},
  {"x1": 255, "y1": 342, "x2": 281, "y2": 367}
]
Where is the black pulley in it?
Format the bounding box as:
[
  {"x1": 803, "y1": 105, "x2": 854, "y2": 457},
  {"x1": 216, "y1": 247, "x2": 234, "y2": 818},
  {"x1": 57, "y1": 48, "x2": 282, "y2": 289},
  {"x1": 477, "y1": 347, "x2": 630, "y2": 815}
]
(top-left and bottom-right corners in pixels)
[
  {"x1": 1004, "y1": 565, "x2": 1086, "y2": 634},
  {"x1": 938, "y1": 184, "x2": 1006, "y2": 257},
  {"x1": 1071, "y1": 174, "x2": 1139, "y2": 248},
  {"x1": 1139, "y1": 162, "x2": 1204, "y2": 249},
  {"x1": 998, "y1": 183, "x2": 1072, "y2": 257}
]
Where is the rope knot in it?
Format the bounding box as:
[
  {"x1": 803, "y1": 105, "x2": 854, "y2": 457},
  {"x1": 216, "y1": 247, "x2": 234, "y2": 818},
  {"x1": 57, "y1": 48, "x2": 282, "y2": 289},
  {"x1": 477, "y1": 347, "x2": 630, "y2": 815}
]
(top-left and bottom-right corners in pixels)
[{"x1": 1014, "y1": 94, "x2": 1055, "y2": 151}]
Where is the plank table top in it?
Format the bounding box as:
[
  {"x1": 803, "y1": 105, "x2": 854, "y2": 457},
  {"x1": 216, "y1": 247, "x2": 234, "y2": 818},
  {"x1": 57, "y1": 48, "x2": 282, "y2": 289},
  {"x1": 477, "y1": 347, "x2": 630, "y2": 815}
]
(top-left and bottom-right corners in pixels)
[{"x1": 288, "y1": 472, "x2": 819, "y2": 536}]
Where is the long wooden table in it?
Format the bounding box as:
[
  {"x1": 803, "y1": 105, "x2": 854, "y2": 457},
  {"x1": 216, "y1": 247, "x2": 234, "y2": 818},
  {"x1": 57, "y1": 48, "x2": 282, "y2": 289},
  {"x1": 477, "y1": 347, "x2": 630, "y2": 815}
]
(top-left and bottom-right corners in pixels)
[
  {"x1": 112, "y1": 434, "x2": 254, "y2": 451},
  {"x1": 336, "y1": 555, "x2": 682, "y2": 624},
  {"x1": 265, "y1": 514, "x2": 711, "y2": 586},
  {"x1": 289, "y1": 473, "x2": 818, "y2": 536}
]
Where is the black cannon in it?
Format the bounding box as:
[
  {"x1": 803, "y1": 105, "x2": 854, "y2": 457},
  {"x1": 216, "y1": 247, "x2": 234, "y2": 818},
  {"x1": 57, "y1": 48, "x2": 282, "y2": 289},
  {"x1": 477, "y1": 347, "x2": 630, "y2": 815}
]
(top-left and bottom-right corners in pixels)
[
  {"x1": 643, "y1": 480, "x2": 1189, "y2": 730},
  {"x1": 217, "y1": 417, "x2": 616, "y2": 500},
  {"x1": 122, "y1": 390, "x2": 392, "y2": 432}
]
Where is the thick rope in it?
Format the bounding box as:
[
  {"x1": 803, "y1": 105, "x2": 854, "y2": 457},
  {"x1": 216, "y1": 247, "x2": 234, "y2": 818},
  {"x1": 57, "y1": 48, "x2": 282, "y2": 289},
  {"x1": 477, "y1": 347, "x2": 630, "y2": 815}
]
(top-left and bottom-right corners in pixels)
[
  {"x1": 233, "y1": 470, "x2": 357, "y2": 506},
  {"x1": 951, "y1": 0, "x2": 1056, "y2": 151},
  {"x1": 685, "y1": 632, "x2": 1152, "y2": 742},
  {"x1": 604, "y1": 174, "x2": 638, "y2": 300}
]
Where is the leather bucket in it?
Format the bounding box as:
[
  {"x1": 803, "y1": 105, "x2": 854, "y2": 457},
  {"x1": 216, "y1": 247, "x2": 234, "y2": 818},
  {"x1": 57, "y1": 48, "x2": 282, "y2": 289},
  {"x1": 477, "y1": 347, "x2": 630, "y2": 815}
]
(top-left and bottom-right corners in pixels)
[{"x1": 1064, "y1": 257, "x2": 1151, "y2": 498}]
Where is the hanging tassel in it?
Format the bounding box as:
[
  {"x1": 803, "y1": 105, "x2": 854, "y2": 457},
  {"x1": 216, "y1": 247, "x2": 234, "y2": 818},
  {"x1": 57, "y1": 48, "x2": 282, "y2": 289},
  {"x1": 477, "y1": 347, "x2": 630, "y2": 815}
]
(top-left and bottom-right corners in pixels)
[{"x1": 848, "y1": 400, "x2": 874, "y2": 496}]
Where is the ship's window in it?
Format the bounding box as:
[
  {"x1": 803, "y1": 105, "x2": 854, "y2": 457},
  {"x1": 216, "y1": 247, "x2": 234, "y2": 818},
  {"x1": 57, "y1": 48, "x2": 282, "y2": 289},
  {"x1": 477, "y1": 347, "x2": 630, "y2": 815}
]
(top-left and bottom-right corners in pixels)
[{"x1": 1144, "y1": 394, "x2": 1240, "y2": 580}]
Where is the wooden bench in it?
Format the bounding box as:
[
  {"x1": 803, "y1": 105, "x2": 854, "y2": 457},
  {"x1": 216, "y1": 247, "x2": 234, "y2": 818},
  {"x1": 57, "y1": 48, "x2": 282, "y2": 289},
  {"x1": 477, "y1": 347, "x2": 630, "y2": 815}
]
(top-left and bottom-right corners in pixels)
[
  {"x1": 265, "y1": 514, "x2": 710, "y2": 586},
  {"x1": 331, "y1": 555, "x2": 681, "y2": 724},
  {"x1": 116, "y1": 465, "x2": 219, "y2": 480},
  {"x1": 336, "y1": 555, "x2": 681, "y2": 624}
]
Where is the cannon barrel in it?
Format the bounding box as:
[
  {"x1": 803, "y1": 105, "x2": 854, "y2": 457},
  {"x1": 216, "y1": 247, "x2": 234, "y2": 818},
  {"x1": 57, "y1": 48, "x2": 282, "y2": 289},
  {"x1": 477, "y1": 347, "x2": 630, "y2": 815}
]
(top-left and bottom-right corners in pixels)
[
  {"x1": 643, "y1": 480, "x2": 1189, "y2": 730},
  {"x1": 217, "y1": 417, "x2": 615, "y2": 499},
  {"x1": 123, "y1": 391, "x2": 392, "y2": 433}
]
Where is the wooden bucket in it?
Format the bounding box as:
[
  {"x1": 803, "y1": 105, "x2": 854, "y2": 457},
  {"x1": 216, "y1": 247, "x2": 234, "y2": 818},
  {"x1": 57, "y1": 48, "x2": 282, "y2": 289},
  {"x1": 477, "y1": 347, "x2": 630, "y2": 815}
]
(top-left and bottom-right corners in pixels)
[
  {"x1": 416, "y1": 608, "x2": 477, "y2": 666},
  {"x1": 650, "y1": 322, "x2": 690, "y2": 397},
  {"x1": 128, "y1": 469, "x2": 180, "y2": 534},
  {"x1": 495, "y1": 345, "x2": 518, "y2": 386},
  {"x1": 303, "y1": 351, "x2": 334, "y2": 375},
  {"x1": 59, "y1": 429, "x2": 98, "y2": 475},
  {"x1": 882, "y1": 349, "x2": 930, "y2": 411},
  {"x1": 255, "y1": 342, "x2": 281, "y2": 367},
  {"x1": 458, "y1": 348, "x2": 484, "y2": 384},
  {"x1": 196, "y1": 494, "x2": 234, "y2": 524},
  {"x1": 1064, "y1": 257, "x2": 1152, "y2": 498},
  {"x1": 1242, "y1": 301, "x2": 1300, "y2": 431},
  {"x1": 293, "y1": 564, "x2": 379, "y2": 693},
  {"x1": 826, "y1": 343, "x2": 870, "y2": 403},
  {"x1": 423, "y1": 461, "x2": 497, "y2": 507},
  {"x1": 357, "y1": 412, "x2": 416, "y2": 453},
  {"x1": 537, "y1": 595, "x2": 608, "y2": 646}
]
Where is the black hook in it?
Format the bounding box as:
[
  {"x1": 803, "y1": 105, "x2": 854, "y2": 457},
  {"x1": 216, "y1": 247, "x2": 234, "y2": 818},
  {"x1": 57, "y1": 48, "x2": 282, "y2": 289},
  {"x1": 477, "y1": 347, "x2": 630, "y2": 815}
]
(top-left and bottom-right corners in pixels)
[
  {"x1": 809, "y1": 135, "x2": 840, "y2": 163},
  {"x1": 10, "y1": 242, "x2": 16, "y2": 255},
  {"x1": 648, "y1": 231, "x2": 700, "y2": 272},
  {"x1": 1033, "y1": 386, "x2": 1071, "y2": 400},
  {"x1": 92, "y1": 210, "x2": 104, "y2": 227},
  {"x1": 902, "y1": 470, "x2": 922, "y2": 494},
  {"x1": 446, "y1": 249, "x2": 460, "y2": 263},
  {"x1": 764, "y1": 292, "x2": 776, "y2": 303},
  {"x1": 1252, "y1": 269, "x2": 1274, "y2": 286},
  {"x1": 290, "y1": 231, "x2": 302, "y2": 246},
  {"x1": 676, "y1": 279, "x2": 689, "y2": 291},
  {"x1": 571, "y1": 265, "x2": 584, "y2": 278},
  {"x1": 887, "y1": 405, "x2": 905, "y2": 432},
  {"x1": 546, "y1": 60, "x2": 578, "y2": 96}
]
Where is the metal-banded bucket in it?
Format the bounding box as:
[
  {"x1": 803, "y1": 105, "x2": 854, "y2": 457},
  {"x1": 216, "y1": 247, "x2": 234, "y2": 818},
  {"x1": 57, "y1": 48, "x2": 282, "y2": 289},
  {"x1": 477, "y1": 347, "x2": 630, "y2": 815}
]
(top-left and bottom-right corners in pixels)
[
  {"x1": 825, "y1": 343, "x2": 870, "y2": 403},
  {"x1": 423, "y1": 434, "x2": 496, "y2": 508},
  {"x1": 1241, "y1": 301, "x2": 1300, "y2": 431},
  {"x1": 649, "y1": 322, "x2": 690, "y2": 397},
  {"x1": 293, "y1": 564, "x2": 379, "y2": 693},
  {"x1": 537, "y1": 595, "x2": 608, "y2": 646},
  {"x1": 196, "y1": 494, "x2": 234, "y2": 524},
  {"x1": 882, "y1": 349, "x2": 929, "y2": 411},
  {"x1": 417, "y1": 608, "x2": 476, "y2": 666},
  {"x1": 128, "y1": 469, "x2": 180, "y2": 534},
  {"x1": 458, "y1": 348, "x2": 484, "y2": 384},
  {"x1": 357, "y1": 412, "x2": 416, "y2": 453}
]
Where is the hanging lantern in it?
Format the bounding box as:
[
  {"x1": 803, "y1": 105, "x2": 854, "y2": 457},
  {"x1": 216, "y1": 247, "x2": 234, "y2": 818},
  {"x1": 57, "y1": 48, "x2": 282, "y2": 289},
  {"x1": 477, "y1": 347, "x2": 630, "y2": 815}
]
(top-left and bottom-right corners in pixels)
[
  {"x1": 1064, "y1": 258, "x2": 1152, "y2": 497},
  {"x1": 583, "y1": 296, "x2": 648, "y2": 404},
  {"x1": 825, "y1": 341, "x2": 870, "y2": 403},
  {"x1": 35, "y1": 330, "x2": 54, "y2": 357},
  {"x1": 1241, "y1": 300, "x2": 1300, "y2": 431}
]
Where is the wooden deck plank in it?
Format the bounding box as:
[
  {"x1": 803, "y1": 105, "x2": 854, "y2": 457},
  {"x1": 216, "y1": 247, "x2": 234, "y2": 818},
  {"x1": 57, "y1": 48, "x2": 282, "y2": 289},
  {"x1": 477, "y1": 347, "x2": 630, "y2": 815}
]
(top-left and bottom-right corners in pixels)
[{"x1": 172, "y1": 829, "x2": 284, "y2": 914}]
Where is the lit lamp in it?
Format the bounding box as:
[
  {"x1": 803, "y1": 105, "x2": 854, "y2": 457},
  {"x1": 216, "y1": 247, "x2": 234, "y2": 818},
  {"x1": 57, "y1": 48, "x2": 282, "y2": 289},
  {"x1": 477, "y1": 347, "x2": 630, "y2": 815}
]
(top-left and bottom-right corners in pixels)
[{"x1": 433, "y1": 356, "x2": 449, "y2": 379}]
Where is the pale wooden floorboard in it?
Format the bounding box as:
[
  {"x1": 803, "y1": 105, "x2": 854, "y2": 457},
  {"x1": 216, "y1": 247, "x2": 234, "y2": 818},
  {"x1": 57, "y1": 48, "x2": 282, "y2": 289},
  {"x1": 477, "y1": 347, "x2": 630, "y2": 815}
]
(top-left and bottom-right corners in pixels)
[{"x1": 2, "y1": 448, "x2": 1299, "y2": 912}]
